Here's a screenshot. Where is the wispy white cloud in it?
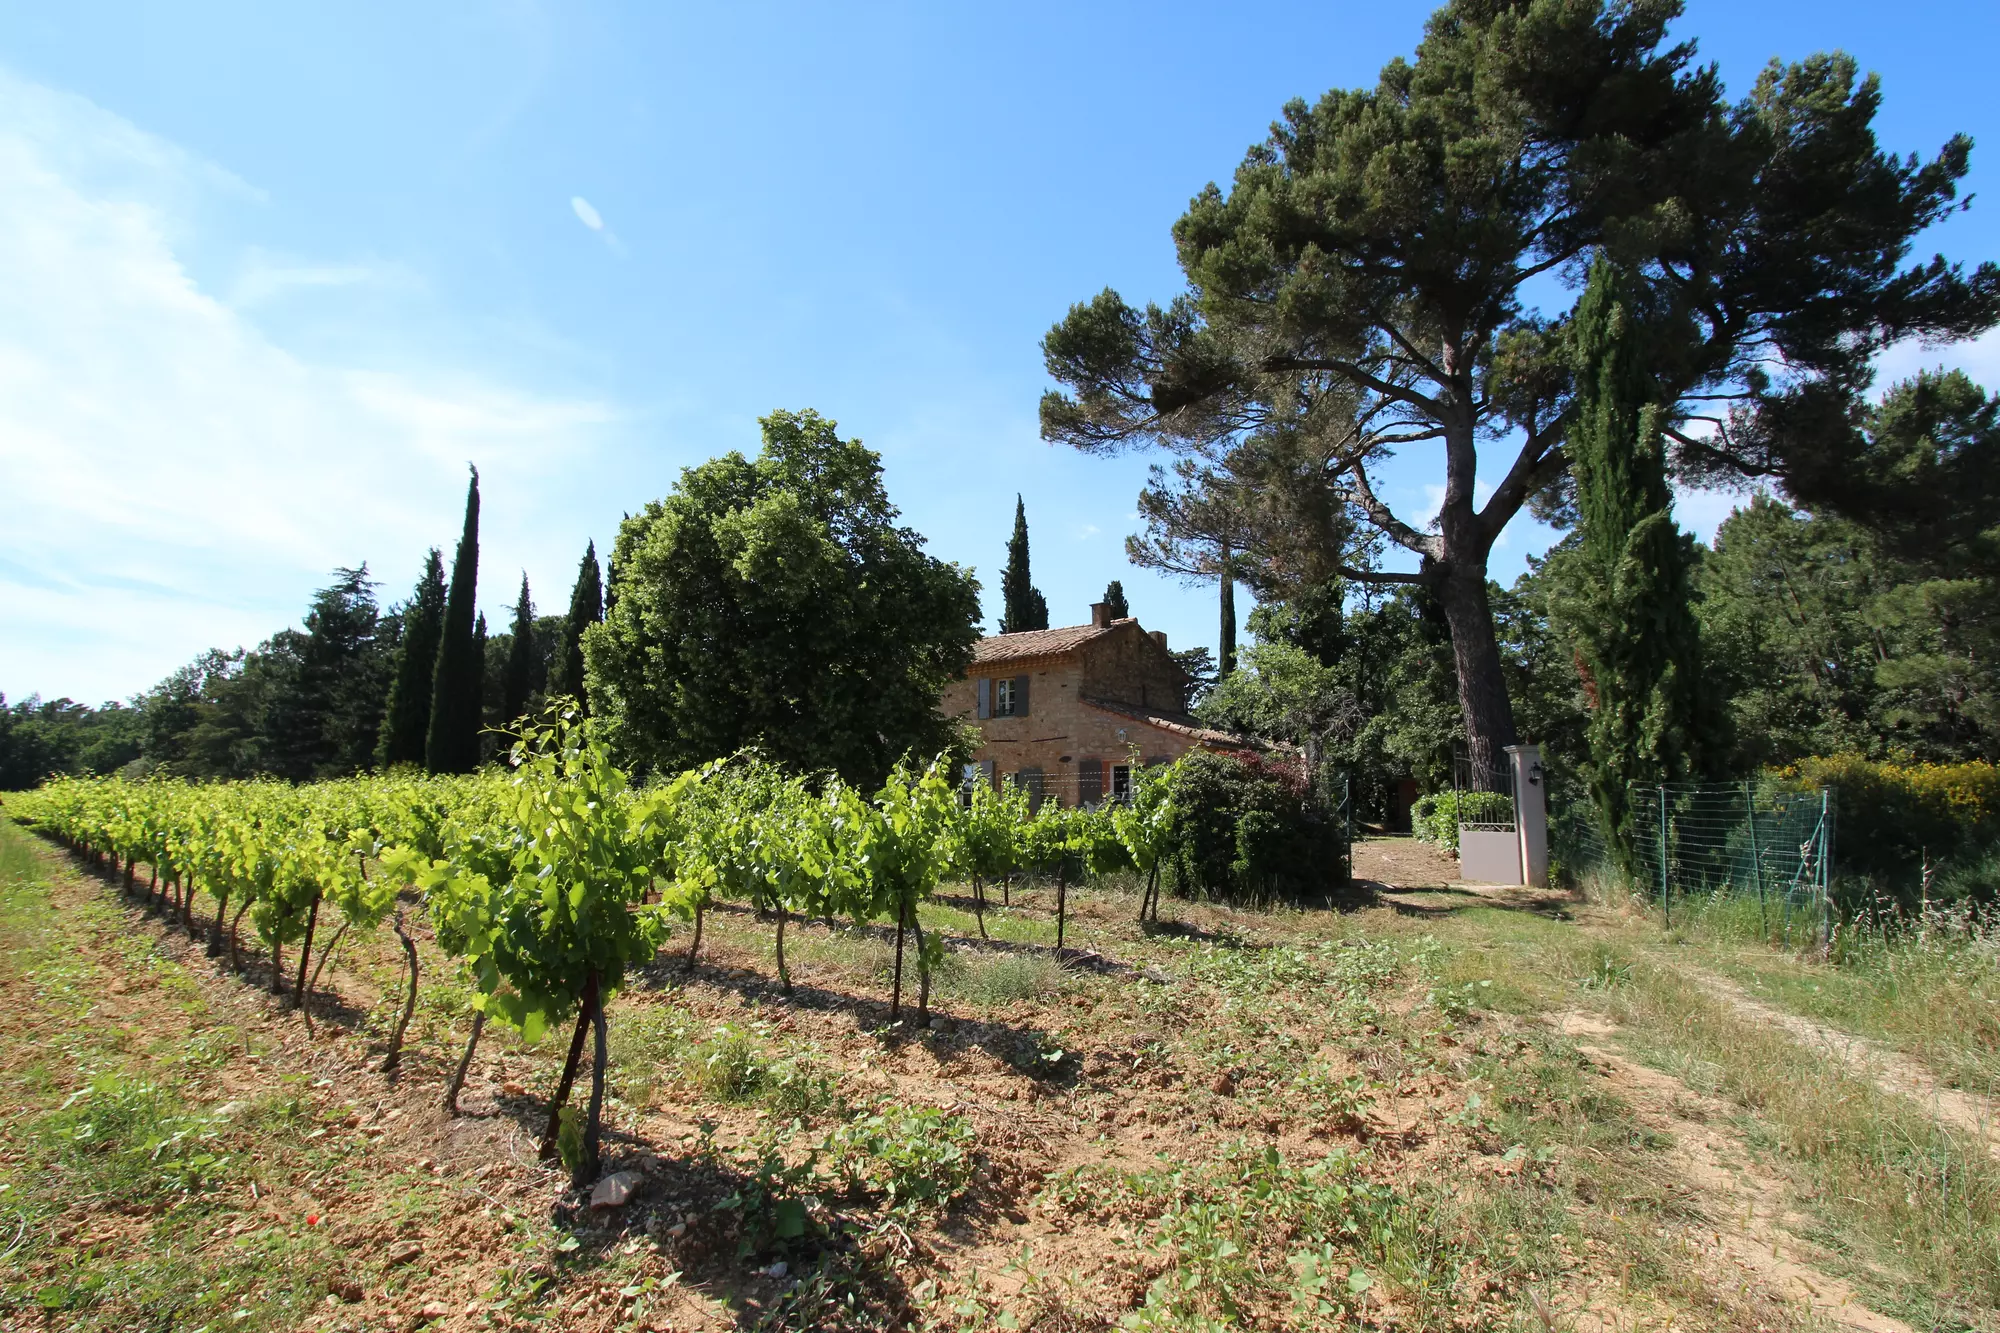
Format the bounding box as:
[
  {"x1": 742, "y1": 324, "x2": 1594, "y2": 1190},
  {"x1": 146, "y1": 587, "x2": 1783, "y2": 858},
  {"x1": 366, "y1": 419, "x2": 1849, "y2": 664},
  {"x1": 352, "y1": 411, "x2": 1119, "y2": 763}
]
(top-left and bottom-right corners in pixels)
[
  {"x1": 569, "y1": 193, "x2": 624, "y2": 255},
  {"x1": 228, "y1": 247, "x2": 415, "y2": 308},
  {"x1": 0, "y1": 71, "x2": 620, "y2": 702}
]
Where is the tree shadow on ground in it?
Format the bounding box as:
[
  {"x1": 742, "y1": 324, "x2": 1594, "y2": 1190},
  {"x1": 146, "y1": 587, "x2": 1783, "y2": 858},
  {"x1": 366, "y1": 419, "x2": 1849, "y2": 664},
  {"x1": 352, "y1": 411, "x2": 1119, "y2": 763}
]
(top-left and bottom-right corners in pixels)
[
  {"x1": 1374, "y1": 883, "x2": 1576, "y2": 922},
  {"x1": 630, "y1": 951, "x2": 1082, "y2": 1089},
  {"x1": 702, "y1": 901, "x2": 1139, "y2": 977},
  {"x1": 528, "y1": 1129, "x2": 923, "y2": 1330}
]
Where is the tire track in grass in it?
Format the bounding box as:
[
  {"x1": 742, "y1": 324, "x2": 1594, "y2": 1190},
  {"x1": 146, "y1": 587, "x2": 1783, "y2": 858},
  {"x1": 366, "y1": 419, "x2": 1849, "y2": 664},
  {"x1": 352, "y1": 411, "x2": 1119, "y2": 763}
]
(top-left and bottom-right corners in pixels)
[
  {"x1": 1552, "y1": 1011, "x2": 1912, "y2": 1333},
  {"x1": 1666, "y1": 963, "x2": 2000, "y2": 1164}
]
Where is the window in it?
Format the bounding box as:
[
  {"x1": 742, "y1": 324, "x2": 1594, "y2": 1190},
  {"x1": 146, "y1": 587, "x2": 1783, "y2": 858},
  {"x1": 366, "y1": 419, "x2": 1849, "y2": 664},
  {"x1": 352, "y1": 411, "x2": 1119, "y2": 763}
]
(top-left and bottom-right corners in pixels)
[
  {"x1": 1111, "y1": 764, "x2": 1133, "y2": 803},
  {"x1": 1015, "y1": 767, "x2": 1045, "y2": 811},
  {"x1": 993, "y1": 677, "x2": 1015, "y2": 716}
]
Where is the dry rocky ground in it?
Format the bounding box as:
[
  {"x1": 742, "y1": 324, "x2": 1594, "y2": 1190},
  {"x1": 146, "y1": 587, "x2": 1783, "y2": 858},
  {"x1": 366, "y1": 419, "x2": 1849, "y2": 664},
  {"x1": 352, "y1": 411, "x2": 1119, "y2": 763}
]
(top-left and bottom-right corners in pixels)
[{"x1": 2, "y1": 825, "x2": 1995, "y2": 1332}]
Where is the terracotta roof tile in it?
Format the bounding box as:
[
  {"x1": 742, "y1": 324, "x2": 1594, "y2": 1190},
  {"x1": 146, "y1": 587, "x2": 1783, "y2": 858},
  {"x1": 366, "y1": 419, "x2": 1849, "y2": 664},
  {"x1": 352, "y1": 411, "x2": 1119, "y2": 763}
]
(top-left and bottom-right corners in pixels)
[
  {"x1": 1079, "y1": 696, "x2": 1266, "y2": 751},
  {"x1": 970, "y1": 622, "x2": 1116, "y2": 666}
]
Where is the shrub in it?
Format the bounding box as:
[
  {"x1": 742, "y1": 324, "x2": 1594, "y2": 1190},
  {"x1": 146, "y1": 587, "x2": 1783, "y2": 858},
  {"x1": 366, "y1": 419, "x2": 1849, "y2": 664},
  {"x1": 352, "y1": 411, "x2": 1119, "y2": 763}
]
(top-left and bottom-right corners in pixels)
[
  {"x1": 1164, "y1": 751, "x2": 1344, "y2": 904},
  {"x1": 1776, "y1": 755, "x2": 2000, "y2": 898}
]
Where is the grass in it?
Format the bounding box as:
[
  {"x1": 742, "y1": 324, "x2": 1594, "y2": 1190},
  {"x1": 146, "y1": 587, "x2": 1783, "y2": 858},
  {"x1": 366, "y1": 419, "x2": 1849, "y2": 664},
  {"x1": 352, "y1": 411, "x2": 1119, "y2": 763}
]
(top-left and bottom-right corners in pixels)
[
  {"x1": 1605, "y1": 955, "x2": 2000, "y2": 1328},
  {"x1": 0, "y1": 824, "x2": 352, "y2": 1332}
]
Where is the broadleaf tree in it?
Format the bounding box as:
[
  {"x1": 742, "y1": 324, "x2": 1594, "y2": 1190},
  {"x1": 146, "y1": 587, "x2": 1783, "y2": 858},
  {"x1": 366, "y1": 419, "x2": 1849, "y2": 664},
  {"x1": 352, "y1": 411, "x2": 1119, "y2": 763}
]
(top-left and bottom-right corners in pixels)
[{"x1": 585, "y1": 410, "x2": 982, "y2": 788}]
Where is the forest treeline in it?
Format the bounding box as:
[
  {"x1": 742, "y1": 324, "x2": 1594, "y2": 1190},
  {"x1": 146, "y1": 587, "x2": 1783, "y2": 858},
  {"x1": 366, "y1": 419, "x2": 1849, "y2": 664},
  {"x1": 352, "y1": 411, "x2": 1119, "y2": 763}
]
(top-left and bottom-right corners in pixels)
[{"x1": 2, "y1": 412, "x2": 979, "y2": 793}]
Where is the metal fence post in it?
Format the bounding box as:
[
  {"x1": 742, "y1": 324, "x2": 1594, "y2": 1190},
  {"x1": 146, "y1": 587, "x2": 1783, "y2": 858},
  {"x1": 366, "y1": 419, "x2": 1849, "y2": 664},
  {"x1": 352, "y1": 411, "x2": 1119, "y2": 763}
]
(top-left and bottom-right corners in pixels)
[
  {"x1": 1657, "y1": 784, "x2": 1670, "y2": 928},
  {"x1": 1744, "y1": 779, "x2": 1766, "y2": 941},
  {"x1": 1818, "y1": 787, "x2": 1833, "y2": 958}
]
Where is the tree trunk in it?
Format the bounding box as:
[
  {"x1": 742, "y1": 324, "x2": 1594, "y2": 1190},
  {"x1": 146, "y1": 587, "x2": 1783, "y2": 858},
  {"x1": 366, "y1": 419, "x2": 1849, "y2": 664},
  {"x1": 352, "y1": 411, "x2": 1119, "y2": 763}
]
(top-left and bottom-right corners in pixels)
[
  {"x1": 685, "y1": 902, "x2": 704, "y2": 971},
  {"x1": 445, "y1": 1008, "x2": 487, "y2": 1114},
  {"x1": 271, "y1": 934, "x2": 284, "y2": 997},
  {"x1": 972, "y1": 876, "x2": 988, "y2": 939},
  {"x1": 913, "y1": 913, "x2": 931, "y2": 1027},
  {"x1": 209, "y1": 888, "x2": 230, "y2": 956},
  {"x1": 890, "y1": 906, "x2": 906, "y2": 1021},
  {"x1": 1140, "y1": 862, "x2": 1157, "y2": 925},
  {"x1": 1434, "y1": 560, "x2": 1520, "y2": 776},
  {"x1": 539, "y1": 993, "x2": 595, "y2": 1159},
  {"x1": 302, "y1": 921, "x2": 350, "y2": 1038},
  {"x1": 290, "y1": 891, "x2": 321, "y2": 1009},
  {"x1": 1056, "y1": 866, "x2": 1068, "y2": 951},
  {"x1": 381, "y1": 909, "x2": 420, "y2": 1074},
  {"x1": 582, "y1": 978, "x2": 608, "y2": 1185},
  {"x1": 229, "y1": 899, "x2": 250, "y2": 969},
  {"x1": 1218, "y1": 541, "x2": 1237, "y2": 677},
  {"x1": 1002, "y1": 872, "x2": 1011, "y2": 907},
  {"x1": 774, "y1": 909, "x2": 791, "y2": 994}
]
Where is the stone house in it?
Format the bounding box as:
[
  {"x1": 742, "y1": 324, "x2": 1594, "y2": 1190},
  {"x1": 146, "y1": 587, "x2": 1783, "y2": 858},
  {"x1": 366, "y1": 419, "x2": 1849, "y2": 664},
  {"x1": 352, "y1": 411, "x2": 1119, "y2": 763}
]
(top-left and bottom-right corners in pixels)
[{"x1": 939, "y1": 602, "x2": 1262, "y2": 807}]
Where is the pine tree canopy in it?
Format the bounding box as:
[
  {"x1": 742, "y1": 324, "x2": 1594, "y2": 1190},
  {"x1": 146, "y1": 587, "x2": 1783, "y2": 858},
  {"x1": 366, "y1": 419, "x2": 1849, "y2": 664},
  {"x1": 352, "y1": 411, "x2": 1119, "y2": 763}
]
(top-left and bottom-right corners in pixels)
[
  {"x1": 1000, "y1": 494, "x2": 1049, "y2": 633},
  {"x1": 1039, "y1": 0, "x2": 2000, "y2": 770},
  {"x1": 425, "y1": 466, "x2": 483, "y2": 774}
]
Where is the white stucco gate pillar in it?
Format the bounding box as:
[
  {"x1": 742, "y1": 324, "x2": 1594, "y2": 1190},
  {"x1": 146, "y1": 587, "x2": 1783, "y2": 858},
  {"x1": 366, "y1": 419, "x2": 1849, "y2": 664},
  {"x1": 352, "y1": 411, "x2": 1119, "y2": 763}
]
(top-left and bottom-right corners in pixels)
[{"x1": 1507, "y1": 744, "x2": 1549, "y2": 889}]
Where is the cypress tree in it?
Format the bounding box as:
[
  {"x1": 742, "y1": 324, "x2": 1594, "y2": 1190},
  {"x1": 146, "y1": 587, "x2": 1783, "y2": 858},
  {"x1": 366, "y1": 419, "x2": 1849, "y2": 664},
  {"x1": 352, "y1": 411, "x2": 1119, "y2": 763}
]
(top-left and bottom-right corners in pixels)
[
  {"x1": 1102, "y1": 580, "x2": 1129, "y2": 620},
  {"x1": 553, "y1": 540, "x2": 604, "y2": 711},
  {"x1": 1565, "y1": 257, "x2": 1714, "y2": 873},
  {"x1": 502, "y1": 573, "x2": 536, "y2": 728},
  {"x1": 999, "y1": 495, "x2": 1049, "y2": 633},
  {"x1": 425, "y1": 467, "x2": 483, "y2": 773},
  {"x1": 375, "y1": 549, "x2": 446, "y2": 768}
]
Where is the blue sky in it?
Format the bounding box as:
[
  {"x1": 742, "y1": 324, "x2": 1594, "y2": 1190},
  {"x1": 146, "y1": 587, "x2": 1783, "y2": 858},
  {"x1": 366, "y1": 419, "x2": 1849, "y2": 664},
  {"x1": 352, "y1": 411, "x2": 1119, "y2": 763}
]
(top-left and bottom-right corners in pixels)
[{"x1": 5, "y1": 0, "x2": 1997, "y2": 703}]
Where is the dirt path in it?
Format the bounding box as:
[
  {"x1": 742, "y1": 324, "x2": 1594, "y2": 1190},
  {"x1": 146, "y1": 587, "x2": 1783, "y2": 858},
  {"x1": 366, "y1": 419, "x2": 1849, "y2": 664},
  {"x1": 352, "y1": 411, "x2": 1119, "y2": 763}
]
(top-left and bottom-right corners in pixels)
[
  {"x1": 1351, "y1": 836, "x2": 1463, "y2": 890},
  {"x1": 1667, "y1": 962, "x2": 2000, "y2": 1162},
  {"x1": 1553, "y1": 1011, "x2": 1913, "y2": 1333}
]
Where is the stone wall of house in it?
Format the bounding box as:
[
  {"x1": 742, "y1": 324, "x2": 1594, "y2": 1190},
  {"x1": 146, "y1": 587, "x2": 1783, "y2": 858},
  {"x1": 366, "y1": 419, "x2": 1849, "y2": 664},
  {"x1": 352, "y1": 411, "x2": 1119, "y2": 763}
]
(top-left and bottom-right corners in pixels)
[
  {"x1": 942, "y1": 651, "x2": 1210, "y2": 805},
  {"x1": 1079, "y1": 622, "x2": 1189, "y2": 713}
]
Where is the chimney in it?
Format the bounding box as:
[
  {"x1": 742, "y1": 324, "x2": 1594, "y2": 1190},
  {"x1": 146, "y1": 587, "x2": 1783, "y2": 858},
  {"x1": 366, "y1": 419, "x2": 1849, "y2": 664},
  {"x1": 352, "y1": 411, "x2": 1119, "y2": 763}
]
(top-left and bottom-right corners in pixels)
[
  {"x1": 1150, "y1": 629, "x2": 1168, "y2": 651},
  {"x1": 1090, "y1": 601, "x2": 1111, "y2": 628}
]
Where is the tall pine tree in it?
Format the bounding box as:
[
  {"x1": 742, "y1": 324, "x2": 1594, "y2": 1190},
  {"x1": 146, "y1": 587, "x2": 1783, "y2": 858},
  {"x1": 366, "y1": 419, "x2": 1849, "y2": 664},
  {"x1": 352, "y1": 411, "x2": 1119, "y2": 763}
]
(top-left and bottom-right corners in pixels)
[
  {"x1": 553, "y1": 540, "x2": 603, "y2": 711},
  {"x1": 425, "y1": 467, "x2": 483, "y2": 773},
  {"x1": 1102, "y1": 579, "x2": 1129, "y2": 619},
  {"x1": 999, "y1": 494, "x2": 1049, "y2": 633},
  {"x1": 501, "y1": 573, "x2": 536, "y2": 728},
  {"x1": 375, "y1": 549, "x2": 446, "y2": 768},
  {"x1": 1563, "y1": 257, "x2": 1715, "y2": 872}
]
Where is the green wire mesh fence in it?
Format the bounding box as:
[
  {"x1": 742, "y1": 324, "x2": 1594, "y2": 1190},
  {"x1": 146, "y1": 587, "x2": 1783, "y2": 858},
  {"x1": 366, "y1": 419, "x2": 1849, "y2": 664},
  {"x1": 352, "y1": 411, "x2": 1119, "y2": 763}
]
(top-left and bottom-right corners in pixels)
[{"x1": 1553, "y1": 780, "x2": 1834, "y2": 944}]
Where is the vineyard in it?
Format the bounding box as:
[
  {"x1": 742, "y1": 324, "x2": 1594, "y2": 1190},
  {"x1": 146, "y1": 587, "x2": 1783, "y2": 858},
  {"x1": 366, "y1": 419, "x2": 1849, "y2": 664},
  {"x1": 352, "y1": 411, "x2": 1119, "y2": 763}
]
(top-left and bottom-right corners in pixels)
[
  {"x1": 6, "y1": 714, "x2": 1190, "y2": 1189},
  {"x1": 7, "y1": 722, "x2": 2000, "y2": 1332}
]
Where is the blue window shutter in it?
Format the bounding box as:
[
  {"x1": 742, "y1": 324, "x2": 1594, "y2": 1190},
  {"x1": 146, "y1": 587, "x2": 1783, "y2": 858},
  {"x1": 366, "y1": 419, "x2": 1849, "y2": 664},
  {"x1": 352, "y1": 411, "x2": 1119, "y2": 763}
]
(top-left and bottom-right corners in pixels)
[
  {"x1": 1014, "y1": 674, "x2": 1030, "y2": 717},
  {"x1": 976, "y1": 677, "x2": 991, "y2": 719}
]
